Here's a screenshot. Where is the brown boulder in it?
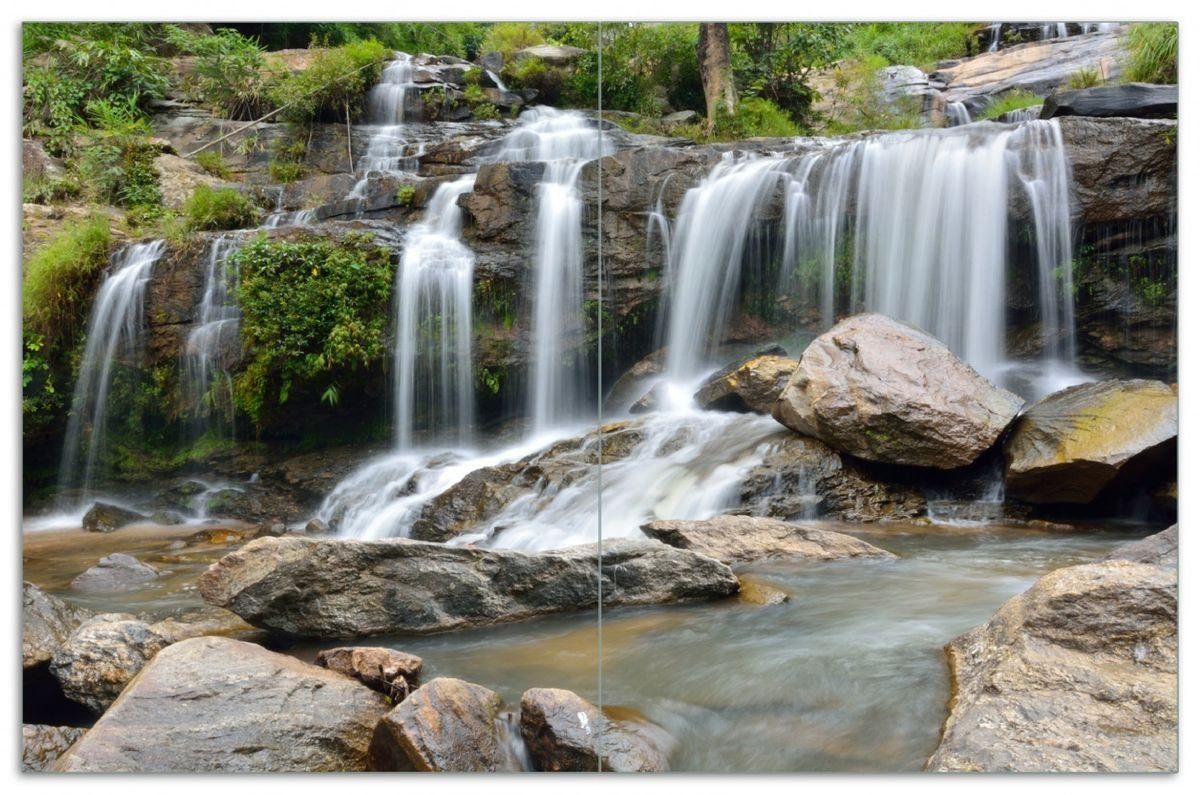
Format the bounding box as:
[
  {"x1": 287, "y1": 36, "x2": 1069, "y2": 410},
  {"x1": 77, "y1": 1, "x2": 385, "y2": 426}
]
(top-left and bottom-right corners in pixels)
[
  {"x1": 694, "y1": 354, "x2": 798, "y2": 414},
  {"x1": 316, "y1": 646, "x2": 423, "y2": 700},
  {"x1": 520, "y1": 688, "x2": 672, "y2": 772},
  {"x1": 641, "y1": 515, "x2": 895, "y2": 565}
]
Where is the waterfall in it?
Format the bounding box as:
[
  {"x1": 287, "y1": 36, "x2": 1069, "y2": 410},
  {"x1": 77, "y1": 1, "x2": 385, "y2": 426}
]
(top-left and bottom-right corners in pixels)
[
  {"x1": 347, "y1": 53, "x2": 424, "y2": 204},
  {"x1": 660, "y1": 120, "x2": 1080, "y2": 396},
  {"x1": 1041, "y1": 23, "x2": 1070, "y2": 40},
  {"x1": 986, "y1": 23, "x2": 1002, "y2": 52},
  {"x1": 183, "y1": 236, "x2": 243, "y2": 443},
  {"x1": 945, "y1": 102, "x2": 971, "y2": 126},
  {"x1": 57, "y1": 240, "x2": 166, "y2": 503},
  {"x1": 998, "y1": 106, "x2": 1044, "y2": 123},
  {"x1": 492, "y1": 107, "x2": 615, "y2": 433},
  {"x1": 394, "y1": 174, "x2": 478, "y2": 448}
]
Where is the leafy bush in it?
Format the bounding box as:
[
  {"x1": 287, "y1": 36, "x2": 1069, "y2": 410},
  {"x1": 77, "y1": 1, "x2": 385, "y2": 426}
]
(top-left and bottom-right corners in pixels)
[
  {"x1": 504, "y1": 57, "x2": 564, "y2": 105},
  {"x1": 1125, "y1": 23, "x2": 1178, "y2": 84},
  {"x1": 481, "y1": 23, "x2": 546, "y2": 59},
  {"x1": 394, "y1": 183, "x2": 416, "y2": 206},
  {"x1": 23, "y1": 214, "x2": 112, "y2": 339},
  {"x1": 268, "y1": 39, "x2": 390, "y2": 123},
  {"x1": 565, "y1": 23, "x2": 702, "y2": 116},
  {"x1": 982, "y1": 89, "x2": 1043, "y2": 120},
  {"x1": 730, "y1": 23, "x2": 849, "y2": 125},
  {"x1": 169, "y1": 27, "x2": 269, "y2": 120},
  {"x1": 715, "y1": 97, "x2": 800, "y2": 139},
  {"x1": 182, "y1": 185, "x2": 259, "y2": 231},
  {"x1": 231, "y1": 234, "x2": 395, "y2": 427},
  {"x1": 194, "y1": 151, "x2": 232, "y2": 179}
]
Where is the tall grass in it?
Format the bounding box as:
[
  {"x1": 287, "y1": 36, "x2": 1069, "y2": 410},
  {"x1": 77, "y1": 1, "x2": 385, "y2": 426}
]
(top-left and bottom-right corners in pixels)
[
  {"x1": 1125, "y1": 23, "x2": 1178, "y2": 84},
  {"x1": 23, "y1": 215, "x2": 113, "y2": 337}
]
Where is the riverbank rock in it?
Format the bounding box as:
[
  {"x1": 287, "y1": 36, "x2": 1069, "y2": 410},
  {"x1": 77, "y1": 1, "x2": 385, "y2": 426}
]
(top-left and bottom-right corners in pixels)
[
  {"x1": 82, "y1": 502, "x2": 145, "y2": 533},
  {"x1": 1042, "y1": 83, "x2": 1178, "y2": 119},
  {"x1": 317, "y1": 647, "x2": 423, "y2": 700},
  {"x1": 69, "y1": 553, "x2": 161, "y2": 592},
  {"x1": 1004, "y1": 379, "x2": 1177, "y2": 504},
  {"x1": 369, "y1": 678, "x2": 516, "y2": 771},
  {"x1": 23, "y1": 582, "x2": 88, "y2": 669},
  {"x1": 23, "y1": 724, "x2": 86, "y2": 772},
  {"x1": 773, "y1": 314, "x2": 1023, "y2": 469},
  {"x1": 520, "y1": 688, "x2": 673, "y2": 772},
  {"x1": 199, "y1": 536, "x2": 739, "y2": 637},
  {"x1": 1106, "y1": 525, "x2": 1177, "y2": 567},
  {"x1": 49, "y1": 614, "x2": 171, "y2": 713},
  {"x1": 54, "y1": 637, "x2": 389, "y2": 772},
  {"x1": 641, "y1": 515, "x2": 895, "y2": 565},
  {"x1": 694, "y1": 354, "x2": 798, "y2": 414},
  {"x1": 927, "y1": 560, "x2": 1177, "y2": 772}
]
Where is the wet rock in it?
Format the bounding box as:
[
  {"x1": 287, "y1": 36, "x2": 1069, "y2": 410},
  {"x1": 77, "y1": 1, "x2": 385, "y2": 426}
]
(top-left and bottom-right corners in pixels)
[
  {"x1": 50, "y1": 614, "x2": 171, "y2": 713},
  {"x1": 23, "y1": 582, "x2": 88, "y2": 669},
  {"x1": 199, "y1": 536, "x2": 739, "y2": 638},
  {"x1": 520, "y1": 688, "x2": 672, "y2": 772},
  {"x1": 773, "y1": 314, "x2": 1024, "y2": 469},
  {"x1": 695, "y1": 354, "x2": 799, "y2": 414},
  {"x1": 641, "y1": 515, "x2": 895, "y2": 565},
  {"x1": 185, "y1": 527, "x2": 245, "y2": 545},
  {"x1": 1004, "y1": 379, "x2": 1177, "y2": 504},
  {"x1": 54, "y1": 637, "x2": 389, "y2": 772},
  {"x1": 606, "y1": 347, "x2": 669, "y2": 412},
  {"x1": 629, "y1": 382, "x2": 669, "y2": 414},
  {"x1": 736, "y1": 577, "x2": 791, "y2": 606},
  {"x1": 148, "y1": 510, "x2": 185, "y2": 525},
  {"x1": 316, "y1": 647, "x2": 423, "y2": 700},
  {"x1": 70, "y1": 554, "x2": 161, "y2": 593},
  {"x1": 82, "y1": 502, "x2": 145, "y2": 533},
  {"x1": 1042, "y1": 83, "x2": 1177, "y2": 119},
  {"x1": 1106, "y1": 525, "x2": 1177, "y2": 568},
  {"x1": 927, "y1": 561, "x2": 1177, "y2": 772},
  {"x1": 304, "y1": 517, "x2": 331, "y2": 534},
  {"x1": 369, "y1": 678, "x2": 514, "y2": 771},
  {"x1": 23, "y1": 724, "x2": 86, "y2": 772},
  {"x1": 1058, "y1": 117, "x2": 1176, "y2": 227},
  {"x1": 147, "y1": 608, "x2": 258, "y2": 643}
]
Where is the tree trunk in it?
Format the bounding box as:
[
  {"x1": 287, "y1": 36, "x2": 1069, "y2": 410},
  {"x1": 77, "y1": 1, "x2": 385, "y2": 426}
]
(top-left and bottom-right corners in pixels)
[{"x1": 698, "y1": 23, "x2": 737, "y2": 124}]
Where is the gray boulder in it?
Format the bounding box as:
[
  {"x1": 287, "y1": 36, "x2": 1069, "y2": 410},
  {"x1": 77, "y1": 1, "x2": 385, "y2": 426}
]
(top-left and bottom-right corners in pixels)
[
  {"x1": 773, "y1": 314, "x2": 1023, "y2": 469},
  {"x1": 50, "y1": 614, "x2": 171, "y2": 713},
  {"x1": 516, "y1": 44, "x2": 586, "y2": 66},
  {"x1": 23, "y1": 724, "x2": 86, "y2": 772},
  {"x1": 641, "y1": 515, "x2": 895, "y2": 564},
  {"x1": 54, "y1": 637, "x2": 389, "y2": 772},
  {"x1": 1106, "y1": 525, "x2": 1177, "y2": 567},
  {"x1": 23, "y1": 582, "x2": 87, "y2": 669},
  {"x1": 70, "y1": 553, "x2": 161, "y2": 592},
  {"x1": 520, "y1": 688, "x2": 673, "y2": 772},
  {"x1": 199, "y1": 536, "x2": 739, "y2": 638},
  {"x1": 1042, "y1": 83, "x2": 1177, "y2": 119},
  {"x1": 1004, "y1": 379, "x2": 1177, "y2": 504},
  {"x1": 927, "y1": 560, "x2": 1177, "y2": 772},
  {"x1": 82, "y1": 502, "x2": 144, "y2": 533}
]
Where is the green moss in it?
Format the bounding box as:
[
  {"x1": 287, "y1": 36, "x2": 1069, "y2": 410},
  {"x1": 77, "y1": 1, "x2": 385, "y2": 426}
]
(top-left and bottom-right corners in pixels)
[
  {"x1": 394, "y1": 183, "x2": 416, "y2": 207},
  {"x1": 23, "y1": 214, "x2": 113, "y2": 339},
  {"x1": 182, "y1": 185, "x2": 259, "y2": 231}
]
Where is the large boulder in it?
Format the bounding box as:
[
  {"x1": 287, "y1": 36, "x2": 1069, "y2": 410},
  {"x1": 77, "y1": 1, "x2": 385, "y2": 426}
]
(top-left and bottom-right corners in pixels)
[
  {"x1": 199, "y1": 536, "x2": 739, "y2": 638},
  {"x1": 515, "y1": 44, "x2": 586, "y2": 66},
  {"x1": 694, "y1": 354, "x2": 798, "y2": 414},
  {"x1": 23, "y1": 582, "x2": 88, "y2": 669},
  {"x1": 316, "y1": 646, "x2": 423, "y2": 700},
  {"x1": 640, "y1": 515, "x2": 895, "y2": 565},
  {"x1": 1004, "y1": 379, "x2": 1177, "y2": 504},
  {"x1": 520, "y1": 688, "x2": 672, "y2": 772},
  {"x1": 82, "y1": 502, "x2": 145, "y2": 533},
  {"x1": 69, "y1": 553, "x2": 161, "y2": 592},
  {"x1": 54, "y1": 637, "x2": 389, "y2": 772},
  {"x1": 1041, "y1": 83, "x2": 1177, "y2": 119},
  {"x1": 369, "y1": 678, "x2": 519, "y2": 771},
  {"x1": 49, "y1": 614, "x2": 172, "y2": 713},
  {"x1": 927, "y1": 561, "x2": 1177, "y2": 772},
  {"x1": 773, "y1": 314, "x2": 1023, "y2": 469},
  {"x1": 1106, "y1": 525, "x2": 1177, "y2": 568},
  {"x1": 23, "y1": 724, "x2": 86, "y2": 772}
]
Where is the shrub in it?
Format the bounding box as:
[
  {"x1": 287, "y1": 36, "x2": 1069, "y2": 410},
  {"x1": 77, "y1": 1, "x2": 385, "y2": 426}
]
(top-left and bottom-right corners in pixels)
[
  {"x1": 231, "y1": 234, "x2": 395, "y2": 427},
  {"x1": 194, "y1": 151, "x2": 232, "y2": 179},
  {"x1": 480, "y1": 23, "x2": 545, "y2": 59},
  {"x1": 717, "y1": 97, "x2": 800, "y2": 139},
  {"x1": 182, "y1": 185, "x2": 259, "y2": 231},
  {"x1": 23, "y1": 214, "x2": 112, "y2": 338},
  {"x1": 267, "y1": 39, "x2": 390, "y2": 124},
  {"x1": 982, "y1": 89, "x2": 1044, "y2": 120},
  {"x1": 1125, "y1": 23, "x2": 1178, "y2": 84},
  {"x1": 1068, "y1": 67, "x2": 1104, "y2": 90},
  {"x1": 819, "y1": 56, "x2": 923, "y2": 134},
  {"x1": 394, "y1": 183, "x2": 416, "y2": 206},
  {"x1": 169, "y1": 27, "x2": 269, "y2": 120},
  {"x1": 268, "y1": 159, "x2": 306, "y2": 184}
]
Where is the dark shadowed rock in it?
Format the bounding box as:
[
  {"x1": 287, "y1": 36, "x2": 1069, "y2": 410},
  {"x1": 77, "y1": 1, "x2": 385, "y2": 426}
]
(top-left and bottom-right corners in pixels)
[
  {"x1": 23, "y1": 582, "x2": 88, "y2": 669},
  {"x1": 520, "y1": 688, "x2": 673, "y2": 772},
  {"x1": 82, "y1": 502, "x2": 145, "y2": 533},
  {"x1": 927, "y1": 561, "x2": 1177, "y2": 772},
  {"x1": 641, "y1": 515, "x2": 895, "y2": 564},
  {"x1": 70, "y1": 553, "x2": 161, "y2": 592},
  {"x1": 694, "y1": 354, "x2": 798, "y2": 414},
  {"x1": 317, "y1": 646, "x2": 423, "y2": 700},
  {"x1": 1106, "y1": 525, "x2": 1177, "y2": 567},
  {"x1": 199, "y1": 536, "x2": 738, "y2": 638},
  {"x1": 1041, "y1": 83, "x2": 1177, "y2": 120},
  {"x1": 1057, "y1": 117, "x2": 1176, "y2": 227},
  {"x1": 369, "y1": 678, "x2": 518, "y2": 771},
  {"x1": 50, "y1": 614, "x2": 171, "y2": 713},
  {"x1": 23, "y1": 724, "x2": 86, "y2": 772},
  {"x1": 773, "y1": 314, "x2": 1023, "y2": 469},
  {"x1": 629, "y1": 382, "x2": 669, "y2": 414},
  {"x1": 1004, "y1": 379, "x2": 1177, "y2": 504},
  {"x1": 54, "y1": 637, "x2": 388, "y2": 772}
]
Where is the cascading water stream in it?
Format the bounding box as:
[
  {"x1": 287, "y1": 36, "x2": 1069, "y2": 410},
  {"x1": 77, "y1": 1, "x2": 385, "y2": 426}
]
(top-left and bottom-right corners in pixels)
[
  {"x1": 945, "y1": 102, "x2": 971, "y2": 126},
  {"x1": 183, "y1": 236, "x2": 243, "y2": 443},
  {"x1": 57, "y1": 240, "x2": 167, "y2": 505},
  {"x1": 347, "y1": 53, "x2": 424, "y2": 204}
]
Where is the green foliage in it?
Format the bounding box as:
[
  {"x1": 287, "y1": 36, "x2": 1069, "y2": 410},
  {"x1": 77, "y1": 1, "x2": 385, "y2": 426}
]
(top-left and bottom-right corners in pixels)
[
  {"x1": 505, "y1": 57, "x2": 564, "y2": 105},
  {"x1": 22, "y1": 331, "x2": 63, "y2": 428},
  {"x1": 168, "y1": 27, "x2": 269, "y2": 120},
  {"x1": 568, "y1": 23, "x2": 702, "y2": 116},
  {"x1": 982, "y1": 89, "x2": 1043, "y2": 120},
  {"x1": 267, "y1": 134, "x2": 308, "y2": 183},
  {"x1": 1068, "y1": 67, "x2": 1104, "y2": 90},
  {"x1": 268, "y1": 39, "x2": 390, "y2": 123},
  {"x1": 22, "y1": 214, "x2": 113, "y2": 339},
  {"x1": 231, "y1": 235, "x2": 395, "y2": 427},
  {"x1": 819, "y1": 56, "x2": 923, "y2": 134},
  {"x1": 730, "y1": 23, "x2": 849, "y2": 125},
  {"x1": 475, "y1": 366, "x2": 503, "y2": 396},
  {"x1": 842, "y1": 22, "x2": 975, "y2": 68},
  {"x1": 194, "y1": 151, "x2": 232, "y2": 179},
  {"x1": 222, "y1": 22, "x2": 486, "y2": 59},
  {"x1": 481, "y1": 23, "x2": 546, "y2": 59},
  {"x1": 182, "y1": 185, "x2": 259, "y2": 231},
  {"x1": 714, "y1": 97, "x2": 800, "y2": 139},
  {"x1": 1125, "y1": 23, "x2": 1178, "y2": 84},
  {"x1": 462, "y1": 83, "x2": 499, "y2": 120},
  {"x1": 394, "y1": 183, "x2": 416, "y2": 206}
]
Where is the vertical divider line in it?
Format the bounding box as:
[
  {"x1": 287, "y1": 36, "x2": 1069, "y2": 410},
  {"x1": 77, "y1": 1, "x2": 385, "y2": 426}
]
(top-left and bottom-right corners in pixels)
[{"x1": 594, "y1": 18, "x2": 605, "y2": 774}]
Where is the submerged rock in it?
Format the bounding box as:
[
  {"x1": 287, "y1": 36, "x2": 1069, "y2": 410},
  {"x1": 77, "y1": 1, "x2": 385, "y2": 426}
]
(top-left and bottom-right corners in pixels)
[
  {"x1": 520, "y1": 688, "x2": 673, "y2": 772},
  {"x1": 927, "y1": 560, "x2": 1177, "y2": 772},
  {"x1": 369, "y1": 678, "x2": 516, "y2": 771},
  {"x1": 694, "y1": 354, "x2": 798, "y2": 414},
  {"x1": 199, "y1": 536, "x2": 739, "y2": 638},
  {"x1": 1004, "y1": 379, "x2": 1177, "y2": 504},
  {"x1": 1105, "y1": 524, "x2": 1177, "y2": 568},
  {"x1": 316, "y1": 647, "x2": 423, "y2": 700},
  {"x1": 641, "y1": 515, "x2": 895, "y2": 565},
  {"x1": 23, "y1": 724, "x2": 86, "y2": 772},
  {"x1": 69, "y1": 553, "x2": 161, "y2": 592},
  {"x1": 82, "y1": 502, "x2": 145, "y2": 533},
  {"x1": 773, "y1": 314, "x2": 1023, "y2": 469},
  {"x1": 1042, "y1": 83, "x2": 1178, "y2": 120},
  {"x1": 50, "y1": 614, "x2": 171, "y2": 713},
  {"x1": 54, "y1": 637, "x2": 389, "y2": 772},
  {"x1": 23, "y1": 582, "x2": 88, "y2": 669}
]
